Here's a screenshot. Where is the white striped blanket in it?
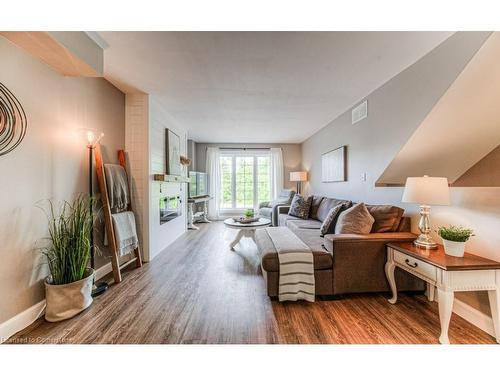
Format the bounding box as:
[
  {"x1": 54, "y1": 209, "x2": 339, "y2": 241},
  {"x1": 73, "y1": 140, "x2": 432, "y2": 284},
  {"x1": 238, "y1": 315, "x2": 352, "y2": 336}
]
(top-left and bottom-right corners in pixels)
[{"x1": 265, "y1": 227, "x2": 315, "y2": 302}]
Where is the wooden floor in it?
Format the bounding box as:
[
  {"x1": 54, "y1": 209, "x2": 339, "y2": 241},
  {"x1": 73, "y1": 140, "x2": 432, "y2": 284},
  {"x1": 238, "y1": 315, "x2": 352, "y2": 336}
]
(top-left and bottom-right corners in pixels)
[{"x1": 8, "y1": 222, "x2": 496, "y2": 344}]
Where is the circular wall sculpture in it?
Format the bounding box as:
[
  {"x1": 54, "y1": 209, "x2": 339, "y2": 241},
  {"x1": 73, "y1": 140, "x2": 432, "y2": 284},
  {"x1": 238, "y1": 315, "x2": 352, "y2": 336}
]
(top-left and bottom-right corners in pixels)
[{"x1": 0, "y1": 82, "x2": 27, "y2": 156}]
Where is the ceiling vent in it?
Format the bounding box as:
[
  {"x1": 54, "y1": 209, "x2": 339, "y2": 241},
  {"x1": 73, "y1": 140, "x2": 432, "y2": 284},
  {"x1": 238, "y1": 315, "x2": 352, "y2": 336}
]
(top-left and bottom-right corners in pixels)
[{"x1": 352, "y1": 100, "x2": 368, "y2": 124}]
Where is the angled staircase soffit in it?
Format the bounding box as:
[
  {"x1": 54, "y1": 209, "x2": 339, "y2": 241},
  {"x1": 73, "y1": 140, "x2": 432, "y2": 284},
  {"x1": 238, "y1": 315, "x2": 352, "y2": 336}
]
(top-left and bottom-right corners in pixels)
[{"x1": 377, "y1": 32, "x2": 500, "y2": 186}]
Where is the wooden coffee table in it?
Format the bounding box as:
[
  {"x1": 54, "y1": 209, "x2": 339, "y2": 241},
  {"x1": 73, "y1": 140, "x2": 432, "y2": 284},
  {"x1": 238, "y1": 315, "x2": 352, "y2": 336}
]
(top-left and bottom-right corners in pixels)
[{"x1": 223, "y1": 217, "x2": 271, "y2": 250}]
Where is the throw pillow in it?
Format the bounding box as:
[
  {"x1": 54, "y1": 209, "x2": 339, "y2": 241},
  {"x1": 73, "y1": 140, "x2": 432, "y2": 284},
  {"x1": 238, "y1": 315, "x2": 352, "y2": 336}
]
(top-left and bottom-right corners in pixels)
[
  {"x1": 309, "y1": 195, "x2": 324, "y2": 220},
  {"x1": 366, "y1": 205, "x2": 405, "y2": 233},
  {"x1": 334, "y1": 202, "x2": 375, "y2": 234},
  {"x1": 288, "y1": 194, "x2": 313, "y2": 219},
  {"x1": 319, "y1": 203, "x2": 349, "y2": 236}
]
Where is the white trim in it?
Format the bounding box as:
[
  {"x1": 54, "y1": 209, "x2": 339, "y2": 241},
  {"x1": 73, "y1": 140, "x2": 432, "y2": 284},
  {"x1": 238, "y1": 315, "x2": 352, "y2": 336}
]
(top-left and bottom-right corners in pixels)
[
  {"x1": 0, "y1": 261, "x2": 114, "y2": 342},
  {"x1": 453, "y1": 298, "x2": 495, "y2": 337},
  {"x1": 432, "y1": 288, "x2": 495, "y2": 337},
  {"x1": 0, "y1": 300, "x2": 46, "y2": 343}
]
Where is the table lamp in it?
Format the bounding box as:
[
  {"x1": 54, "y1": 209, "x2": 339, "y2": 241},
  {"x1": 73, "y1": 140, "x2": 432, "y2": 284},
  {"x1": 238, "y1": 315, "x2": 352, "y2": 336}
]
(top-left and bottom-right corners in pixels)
[
  {"x1": 402, "y1": 175, "x2": 450, "y2": 249},
  {"x1": 290, "y1": 171, "x2": 307, "y2": 194}
]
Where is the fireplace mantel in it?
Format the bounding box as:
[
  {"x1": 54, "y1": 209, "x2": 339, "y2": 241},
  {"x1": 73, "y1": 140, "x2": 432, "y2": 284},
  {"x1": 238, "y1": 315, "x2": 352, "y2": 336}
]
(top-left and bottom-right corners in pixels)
[{"x1": 153, "y1": 174, "x2": 190, "y2": 183}]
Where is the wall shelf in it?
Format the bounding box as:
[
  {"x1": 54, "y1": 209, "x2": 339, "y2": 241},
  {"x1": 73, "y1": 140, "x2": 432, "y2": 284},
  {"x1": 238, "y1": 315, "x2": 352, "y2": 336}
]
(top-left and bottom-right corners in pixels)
[{"x1": 153, "y1": 174, "x2": 190, "y2": 183}]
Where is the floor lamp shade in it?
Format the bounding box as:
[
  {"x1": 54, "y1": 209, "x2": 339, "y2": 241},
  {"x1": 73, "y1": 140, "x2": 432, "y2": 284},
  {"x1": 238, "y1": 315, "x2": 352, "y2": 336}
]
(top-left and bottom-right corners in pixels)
[
  {"x1": 290, "y1": 171, "x2": 307, "y2": 194},
  {"x1": 290, "y1": 171, "x2": 308, "y2": 182},
  {"x1": 402, "y1": 176, "x2": 450, "y2": 249}
]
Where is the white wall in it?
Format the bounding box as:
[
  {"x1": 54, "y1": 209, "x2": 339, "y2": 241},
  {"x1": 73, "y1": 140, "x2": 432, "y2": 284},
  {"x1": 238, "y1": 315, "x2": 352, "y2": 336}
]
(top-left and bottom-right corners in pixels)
[
  {"x1": 0, "y1": 37, "x2": 125, "y2": 324},
  {"x1": 125, "y1": 94, "x2": 150, "y2": 258},
  {"x1": 148, "y1": 97, "x2": 187, "y2": 261},
  {"x1": 125, "y1": 94, "x2": 187, "y2": 262},
  {"x1": 302, "y1": 32, "x2": 498, "y2": 315}
]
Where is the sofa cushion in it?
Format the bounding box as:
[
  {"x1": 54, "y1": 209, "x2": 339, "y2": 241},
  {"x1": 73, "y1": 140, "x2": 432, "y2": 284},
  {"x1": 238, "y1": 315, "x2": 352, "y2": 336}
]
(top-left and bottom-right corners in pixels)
[
  {"x1": 258, "y1": 206, "x2": 272, "y2": 218},
  {"x1": 335, "y1": 203, "x2": 374, "y2": 234},
  {"x1": 319, "y1": 203, "x2": 348, "y2": 235},
  {"x1": 288, "y1": 194, "x2": 313, "y2": 219},
  {"x1": 286, "y1": 218, "x2": 322, "y2": 231},
  {"x1": 309, "y1": 195, "x2": 324, "y2": 220},
  {"x1": 278, "y1": 213, "x2": 301, "y2": 227},
  {"x1": 316, "y1": 198, "x2": 352, "y2": 222},
  {"x1": 268, "y1": 189, "x2": 295, "y2": 207},
  {"x1": 365, "y1": 204, "x2": 405, "y2": 233},
  {"x1": 258, "y1": 231, "x2": 333, "y2": 272}
]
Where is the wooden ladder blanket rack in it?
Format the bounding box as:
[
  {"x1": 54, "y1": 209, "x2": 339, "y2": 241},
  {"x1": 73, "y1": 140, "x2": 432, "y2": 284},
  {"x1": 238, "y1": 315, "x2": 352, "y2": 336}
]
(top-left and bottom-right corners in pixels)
[{"x1": 94, "y1": 144, "x2": 142, "y2": 283}]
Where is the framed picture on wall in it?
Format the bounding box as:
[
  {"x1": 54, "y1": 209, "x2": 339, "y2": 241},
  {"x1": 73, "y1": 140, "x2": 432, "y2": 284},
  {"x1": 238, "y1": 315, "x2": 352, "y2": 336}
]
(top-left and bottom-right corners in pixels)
[
  {"x1": 321, "y1": 145, "x2": 346, "y2": 182},
  {"x1": 166, "y1": 129, "x2": 182, "y2": 176}
]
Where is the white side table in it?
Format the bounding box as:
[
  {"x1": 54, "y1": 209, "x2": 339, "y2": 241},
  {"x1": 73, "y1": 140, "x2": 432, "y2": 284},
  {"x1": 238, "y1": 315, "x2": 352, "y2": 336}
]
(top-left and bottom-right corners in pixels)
[{"x1": 385, "y1": 242, "x2": 500, "y2": 344}]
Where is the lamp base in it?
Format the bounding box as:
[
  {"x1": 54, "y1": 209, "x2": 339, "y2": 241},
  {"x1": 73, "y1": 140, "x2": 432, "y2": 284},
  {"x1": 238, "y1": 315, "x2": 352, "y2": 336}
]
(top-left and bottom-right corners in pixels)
[{"x1": 414, "y1": 234, "x2": 438, "y2": 250}]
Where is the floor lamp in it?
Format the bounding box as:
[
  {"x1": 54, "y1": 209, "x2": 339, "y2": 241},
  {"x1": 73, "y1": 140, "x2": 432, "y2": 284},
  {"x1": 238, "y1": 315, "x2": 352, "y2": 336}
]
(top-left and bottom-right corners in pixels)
[
  {"x1": 86, "y1": 130, "x2": 109, "y2": 297},
  {"x1": 290, "y1": 171, "x2": 308, "y2": 194}
]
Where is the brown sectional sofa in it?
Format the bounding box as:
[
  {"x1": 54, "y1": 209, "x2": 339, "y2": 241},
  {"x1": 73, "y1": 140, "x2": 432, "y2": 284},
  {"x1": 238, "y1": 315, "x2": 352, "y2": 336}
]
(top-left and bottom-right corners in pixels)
[{"x1": 257, "y1": 195, "x2": 425, "y2": 297}]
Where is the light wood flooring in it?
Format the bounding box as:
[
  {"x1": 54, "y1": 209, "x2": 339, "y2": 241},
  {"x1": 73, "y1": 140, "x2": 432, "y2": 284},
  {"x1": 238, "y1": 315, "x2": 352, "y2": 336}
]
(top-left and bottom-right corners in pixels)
[{"x1": 8, "y1": 222, "x2": 496, "y2": 344}]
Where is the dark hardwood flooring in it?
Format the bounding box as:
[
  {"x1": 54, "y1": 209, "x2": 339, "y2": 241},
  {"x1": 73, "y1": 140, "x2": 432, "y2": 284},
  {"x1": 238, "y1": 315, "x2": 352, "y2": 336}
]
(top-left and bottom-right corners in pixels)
[{"x1": 8, "y1": 222, "x2": 496, "y2": 344}]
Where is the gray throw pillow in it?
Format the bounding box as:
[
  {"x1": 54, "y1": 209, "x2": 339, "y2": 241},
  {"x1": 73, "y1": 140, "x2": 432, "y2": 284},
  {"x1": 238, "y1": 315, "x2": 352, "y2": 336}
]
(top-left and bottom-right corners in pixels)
[
  {"x1": 365, "y1": 204, "x2": 405, "y2": 233},
  {"x1": 334, "y1": 202, "x2": 375, "y2": 234},
  {"x1": 319, "y1": 203, "x2": 349, "y2": 236},
  {"x1": 288, "y1": 194, "x2": 313, "y2": 219}
]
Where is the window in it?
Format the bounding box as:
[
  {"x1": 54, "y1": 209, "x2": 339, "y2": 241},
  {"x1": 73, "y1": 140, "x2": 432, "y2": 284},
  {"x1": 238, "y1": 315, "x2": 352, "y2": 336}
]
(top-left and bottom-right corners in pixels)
[{"x1": 219, "y1": 151, "x2": 272, "y2": 211}]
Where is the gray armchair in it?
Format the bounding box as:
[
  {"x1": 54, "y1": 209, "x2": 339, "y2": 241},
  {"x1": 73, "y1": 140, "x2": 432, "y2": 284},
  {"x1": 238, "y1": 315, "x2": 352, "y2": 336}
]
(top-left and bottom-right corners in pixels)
[{"x1": 258, "y1": 189, "x2": 296, "y2": 226}]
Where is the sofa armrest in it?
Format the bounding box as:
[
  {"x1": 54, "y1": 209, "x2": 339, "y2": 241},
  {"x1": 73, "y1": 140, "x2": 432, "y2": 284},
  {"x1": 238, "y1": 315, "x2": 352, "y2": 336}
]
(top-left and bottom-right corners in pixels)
[
  {"x1": 277, "y1": 205, "x2": 291, "y2": 215},
  {"x1": 323, "y1": 232, "x2": 420, "y2": 294},
  {"x1": 323, "y1": 232, "x2": 417, "y2": 250}
]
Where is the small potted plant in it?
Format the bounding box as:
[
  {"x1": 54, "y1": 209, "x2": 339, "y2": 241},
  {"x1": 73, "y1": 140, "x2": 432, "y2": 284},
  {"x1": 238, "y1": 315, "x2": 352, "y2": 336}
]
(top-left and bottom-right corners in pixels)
[
  {"x1": 244, "y1": 208, "x2": 254, "y2": 218},
  {"x1": 41, "y1": 194, "x2": 96, "y2": 322},
  {"x1": 437, "y1": 225, "x2": 474, "y2": 257}
]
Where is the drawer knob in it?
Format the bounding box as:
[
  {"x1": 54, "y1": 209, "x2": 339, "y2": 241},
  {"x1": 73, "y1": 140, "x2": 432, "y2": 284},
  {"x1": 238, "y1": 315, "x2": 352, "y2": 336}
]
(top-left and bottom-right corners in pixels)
[{"x1": 405, "y1": 258, "x2": 418, "y2": 268}]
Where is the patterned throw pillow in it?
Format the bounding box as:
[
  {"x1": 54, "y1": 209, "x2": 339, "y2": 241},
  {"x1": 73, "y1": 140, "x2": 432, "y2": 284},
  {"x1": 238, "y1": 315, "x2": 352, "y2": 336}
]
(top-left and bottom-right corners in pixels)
[
  {"x1": 334, "y1": 202, "x2": 375, "y2": 234},
  {"x1": 319, "y1": 203, "x2": 349, "y2": 236},
  {"x1": 288, "y1": 194, "x2": 313, "y2": 219}
]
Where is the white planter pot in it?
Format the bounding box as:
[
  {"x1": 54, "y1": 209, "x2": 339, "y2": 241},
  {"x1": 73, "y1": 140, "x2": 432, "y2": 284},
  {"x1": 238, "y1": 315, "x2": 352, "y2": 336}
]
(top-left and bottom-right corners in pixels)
[
  {"x1": 44, "y1": 268, "x2": 94, "y2": 322},
  {"x1": 442, "y1": 239, "x2": 466, "y2": 257}
]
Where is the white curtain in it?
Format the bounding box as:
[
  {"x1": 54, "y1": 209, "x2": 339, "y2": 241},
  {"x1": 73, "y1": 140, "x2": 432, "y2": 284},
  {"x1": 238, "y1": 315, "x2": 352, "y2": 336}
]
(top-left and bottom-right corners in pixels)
[
  {"x1": 206, "y1": 147, "x2": 221, "y2": 220},
  {"x1": 270, "y1": 147, "x2": 284, "y2": 200}
]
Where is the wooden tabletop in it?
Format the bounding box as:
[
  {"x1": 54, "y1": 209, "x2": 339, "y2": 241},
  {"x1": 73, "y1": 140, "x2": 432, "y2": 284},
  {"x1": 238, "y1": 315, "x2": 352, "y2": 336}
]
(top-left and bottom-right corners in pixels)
[{"x1": 388, "y1": 242, "x2": 500, "y2": 271}]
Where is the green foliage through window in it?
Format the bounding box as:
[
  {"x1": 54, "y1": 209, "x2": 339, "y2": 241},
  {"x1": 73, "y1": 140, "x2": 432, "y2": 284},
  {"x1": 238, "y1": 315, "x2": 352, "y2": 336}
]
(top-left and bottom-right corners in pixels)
[{"x1": 219, "y1": 153, "x2": 271, "y2": 210}]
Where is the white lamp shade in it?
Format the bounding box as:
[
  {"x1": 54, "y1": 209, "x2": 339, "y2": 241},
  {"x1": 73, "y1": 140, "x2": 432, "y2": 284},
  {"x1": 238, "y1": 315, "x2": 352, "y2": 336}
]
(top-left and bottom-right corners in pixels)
[
  {"x1": 402, "y1": 176, "x2": 450, "y2": 205},
  {"x1": 290, "y1": 171, "x2": 307, "y2": 182}
]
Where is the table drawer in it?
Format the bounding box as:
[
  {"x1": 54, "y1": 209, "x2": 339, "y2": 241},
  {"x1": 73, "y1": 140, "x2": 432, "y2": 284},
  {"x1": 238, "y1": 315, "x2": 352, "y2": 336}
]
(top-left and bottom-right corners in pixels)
[{"x1": 393, "y1": 250, "x2": 437, "y2": 282}]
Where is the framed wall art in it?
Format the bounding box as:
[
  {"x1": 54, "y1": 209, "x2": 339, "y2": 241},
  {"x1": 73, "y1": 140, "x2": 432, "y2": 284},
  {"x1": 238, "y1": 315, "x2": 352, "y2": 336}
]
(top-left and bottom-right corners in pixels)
[
  {"x1": 166, "y1": 129, "x2": 181, "y2": 176},
  {"x1": 321, "y1": 145, "x2": 346, "y2": 182}
]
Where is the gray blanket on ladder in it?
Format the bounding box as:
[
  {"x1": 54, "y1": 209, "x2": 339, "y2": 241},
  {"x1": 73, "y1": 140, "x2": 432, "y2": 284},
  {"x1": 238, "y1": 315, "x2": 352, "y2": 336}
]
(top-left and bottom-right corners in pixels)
[
  {"x1": 104, "y1": 164, "x2": 129, "y2": 213},
  {"x1": 104, "y1": 163, "x2": 137, "y2": 256}
]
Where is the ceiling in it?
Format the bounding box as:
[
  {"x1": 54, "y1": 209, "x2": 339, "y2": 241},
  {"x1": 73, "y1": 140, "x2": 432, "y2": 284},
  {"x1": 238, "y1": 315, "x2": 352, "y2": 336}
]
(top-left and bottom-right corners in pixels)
[{"x1": 98, "y1": 32, "x2": 453, "y2": 143}]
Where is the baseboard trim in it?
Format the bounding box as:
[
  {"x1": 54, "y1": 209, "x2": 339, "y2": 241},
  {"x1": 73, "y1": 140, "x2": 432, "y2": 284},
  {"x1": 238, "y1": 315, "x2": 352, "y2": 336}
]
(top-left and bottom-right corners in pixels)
[
  {"x1": 453, "y1": 298, "x2": 495, "y2": 337},
  {"x1": 431, "y1": 287, "x2": 495, "y2": 337},
  {"x1": 0, "y1": 299, "x2": 46, "y2": 343},
  {"x1": 0, "y1": 261, "x2": 113, "y2": 343}
]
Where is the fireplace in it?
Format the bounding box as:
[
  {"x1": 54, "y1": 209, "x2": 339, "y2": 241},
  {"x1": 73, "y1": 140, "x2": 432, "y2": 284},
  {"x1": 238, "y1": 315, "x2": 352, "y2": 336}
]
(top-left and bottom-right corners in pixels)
[{"x1": 159, "y1": 196, "x2": 181, "y2": 224}]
